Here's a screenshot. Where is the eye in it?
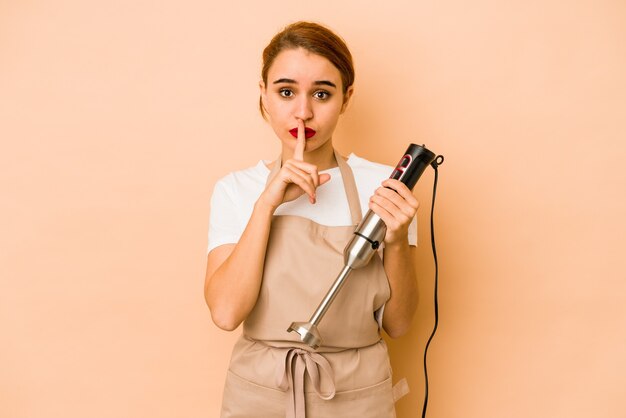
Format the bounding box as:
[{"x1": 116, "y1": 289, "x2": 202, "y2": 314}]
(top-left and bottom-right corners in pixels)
[
  {"x1": 279, "y1": 88, "x2": 294, "y2": 98},
  {"x1": 314, "y1": 90, "x2": 331, "y2": 100}
]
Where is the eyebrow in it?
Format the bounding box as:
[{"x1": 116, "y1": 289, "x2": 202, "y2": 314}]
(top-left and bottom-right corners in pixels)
[{"x1": 272, "y1": 78, "x2": 337, "y2": 88}]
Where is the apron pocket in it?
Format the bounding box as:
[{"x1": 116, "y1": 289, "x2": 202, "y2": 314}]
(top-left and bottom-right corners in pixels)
[
  {"x1": 306, "y1": 376, "x2": 396, "y2": 418},
  {"x1": 220, "y1": 370, "x2": 285, "y2": 418}
]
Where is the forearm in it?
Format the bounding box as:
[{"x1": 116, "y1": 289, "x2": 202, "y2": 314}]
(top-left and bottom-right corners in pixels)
[
  {"x1": 381, "y1": 241, "x2": 418, "y2": 338},
  {"x1": 205, "y1": 200, "x2": 275, "y2": 330}
]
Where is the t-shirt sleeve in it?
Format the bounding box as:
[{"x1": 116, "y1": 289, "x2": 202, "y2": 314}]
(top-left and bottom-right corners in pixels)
[{"x1": 207, "y1": 178, "x2": 242, "y2": 254}]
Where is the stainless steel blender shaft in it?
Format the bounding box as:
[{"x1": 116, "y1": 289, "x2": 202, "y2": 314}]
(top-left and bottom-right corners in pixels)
[
  {"x1": 310, "y1": 265, "x2": 353, "y2": 324},
  {"x1": 287, "y1": 265, "x2": 353, "y2": 349},
  {"x1": 287, "y1": 213, "x2": 387, "y2": 349}
]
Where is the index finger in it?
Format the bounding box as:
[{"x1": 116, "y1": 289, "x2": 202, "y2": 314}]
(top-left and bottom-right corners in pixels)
[
  {"x1": 382, "y1": 179, "x2": 416, "y2": 200},
  {"x1": 293, "y1": 118, "x2": 305, "y2": 161}
]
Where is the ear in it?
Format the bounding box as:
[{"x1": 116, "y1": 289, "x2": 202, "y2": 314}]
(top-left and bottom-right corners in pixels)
[
  {"x1": 259, "y1": 80, "x2": 269, "y2": 117},
  {"x1": 260, "y1": 80, "x2": 268, "y2": 103},
  {"x1": 340, "y1": 85, "x2": 354, "y2": 114}
]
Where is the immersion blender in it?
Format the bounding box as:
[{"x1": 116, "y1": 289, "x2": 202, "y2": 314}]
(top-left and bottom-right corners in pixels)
[{"x1": 287, "y1": 144, "x2": 438, "y2": 349}]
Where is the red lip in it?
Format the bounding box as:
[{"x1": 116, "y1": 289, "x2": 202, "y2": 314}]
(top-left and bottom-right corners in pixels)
[{"x1": 289, "y1": 127, "x2": 316, "y2": 139}]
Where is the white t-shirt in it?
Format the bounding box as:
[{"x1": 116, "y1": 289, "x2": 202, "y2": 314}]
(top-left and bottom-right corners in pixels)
[{"x1": 207, "y1": 153, "x2": 417, "y2": 253}]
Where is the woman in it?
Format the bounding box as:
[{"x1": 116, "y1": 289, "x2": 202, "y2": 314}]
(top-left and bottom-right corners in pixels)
[{"x1": 205, "y1": 21, "x2": 419, "y2": 417}]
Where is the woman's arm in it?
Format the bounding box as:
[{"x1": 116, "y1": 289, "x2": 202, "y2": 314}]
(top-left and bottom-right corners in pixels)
[
  {"x1": 204, "y1": 199, "x2": 275, "y2": 331},
  {"x1": 381, "y1": 242, "x2": 418, "y2": 338},
  {"x1": 368, "y1": 178, "x2": 420, "y2": 338},
  {"x1": 204, "y1": 120, "x2": 330, "y2": 331}
]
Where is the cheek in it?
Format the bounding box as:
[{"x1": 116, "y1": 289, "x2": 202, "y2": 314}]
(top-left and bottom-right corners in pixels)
[
  {"x1": 263, "y1": 105, "x2": 280, "y2": 125},
  {"x1": 318, "y1": 105, "x2": 342, "y2": 127},
  {"x1": 266, "y1": 98, "x2": 291, "y2": 120}
]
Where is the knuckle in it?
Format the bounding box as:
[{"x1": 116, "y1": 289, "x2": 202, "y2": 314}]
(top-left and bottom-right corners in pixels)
[{"x1": 389, "y1": 220, "x2": 401, "y2": 231}]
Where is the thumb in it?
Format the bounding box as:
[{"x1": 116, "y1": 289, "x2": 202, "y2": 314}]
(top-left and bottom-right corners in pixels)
[{"x1": 318, "y1": 173, "x2": 331, "y2": 186}]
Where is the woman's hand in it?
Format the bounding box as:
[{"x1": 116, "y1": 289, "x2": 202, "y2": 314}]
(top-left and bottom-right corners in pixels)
[
  {"x1": 258, "y1": 119, "x2": 331, "y2": 211},
  {"x1": 369, "y1": 179, "x2": 419, "y2": 246}
]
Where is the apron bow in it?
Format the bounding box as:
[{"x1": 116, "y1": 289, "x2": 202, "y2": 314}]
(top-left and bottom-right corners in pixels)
[{"x1": 276, "y1": 348, "x2": 336, "y2": 418}]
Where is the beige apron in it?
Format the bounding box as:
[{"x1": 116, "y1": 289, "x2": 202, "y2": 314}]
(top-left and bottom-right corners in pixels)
[{"x1": 220, "y1": 150, "x2": 401, "y2": 418}]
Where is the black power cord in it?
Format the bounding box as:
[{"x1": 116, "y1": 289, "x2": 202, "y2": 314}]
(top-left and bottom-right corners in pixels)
[{"x1": 422, "y1": 155, "x2": 444, "y2": 418}]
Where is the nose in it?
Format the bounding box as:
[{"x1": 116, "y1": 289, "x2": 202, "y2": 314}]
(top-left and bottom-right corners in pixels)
[{"x1": 294, "y1": 96, "x2": 313, "y2": 121}]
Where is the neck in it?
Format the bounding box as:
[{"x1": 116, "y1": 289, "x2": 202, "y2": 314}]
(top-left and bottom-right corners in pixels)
[{"x1": 282, "y1": 139, "x2": 338, "y2": 171}]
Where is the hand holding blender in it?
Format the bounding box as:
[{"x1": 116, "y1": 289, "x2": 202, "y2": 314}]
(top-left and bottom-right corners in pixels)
[{"x1": 288, "y1": 144, "x2": 438, "y2": 349}]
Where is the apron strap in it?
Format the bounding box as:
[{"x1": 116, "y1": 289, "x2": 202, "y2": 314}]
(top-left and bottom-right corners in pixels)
[
  {"x1": 265, "y1": 149, "x2": 363, "y2": 225},
  {"x1": 392, "y1": 377, "x2": 410, "y2": 402},
  {"x1": 333, "y1": 149, "x2": 362, "y2": 225}
]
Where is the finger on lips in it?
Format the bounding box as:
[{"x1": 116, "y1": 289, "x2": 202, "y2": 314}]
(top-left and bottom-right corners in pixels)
[
  {"x1": 294, "y1": 119, "x2": 306, "y2": 161},
  {"x1": 280, "y1": 119, "x2": 327, "y2": 204}
]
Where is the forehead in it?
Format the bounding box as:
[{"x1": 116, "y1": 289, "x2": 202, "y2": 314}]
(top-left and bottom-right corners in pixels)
[{"x1": 268, "y1": 48, "x2": 342, "y2": 85}]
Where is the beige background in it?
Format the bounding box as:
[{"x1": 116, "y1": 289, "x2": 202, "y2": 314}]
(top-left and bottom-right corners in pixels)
[{"x1": 1, "y1": 0, "x2": 625, "y2": 417}]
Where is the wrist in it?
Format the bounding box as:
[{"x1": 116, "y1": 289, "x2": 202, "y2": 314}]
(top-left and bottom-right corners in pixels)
[
  {"x1": 383, "y1": 237, "x2": 410, "y2": 252},
  {"x1": 254, "y1": 198, "x2": 277, "y2": 217}
]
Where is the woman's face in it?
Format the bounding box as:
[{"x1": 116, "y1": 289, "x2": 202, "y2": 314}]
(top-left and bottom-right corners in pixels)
[{"x1": 260, "y1": 47, "x2": 353, "y2": 156}]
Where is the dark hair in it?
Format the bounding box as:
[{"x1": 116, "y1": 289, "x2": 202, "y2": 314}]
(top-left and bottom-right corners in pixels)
[{"x1": 259, "y1": 21, "x2": 355, "y2": 119}]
